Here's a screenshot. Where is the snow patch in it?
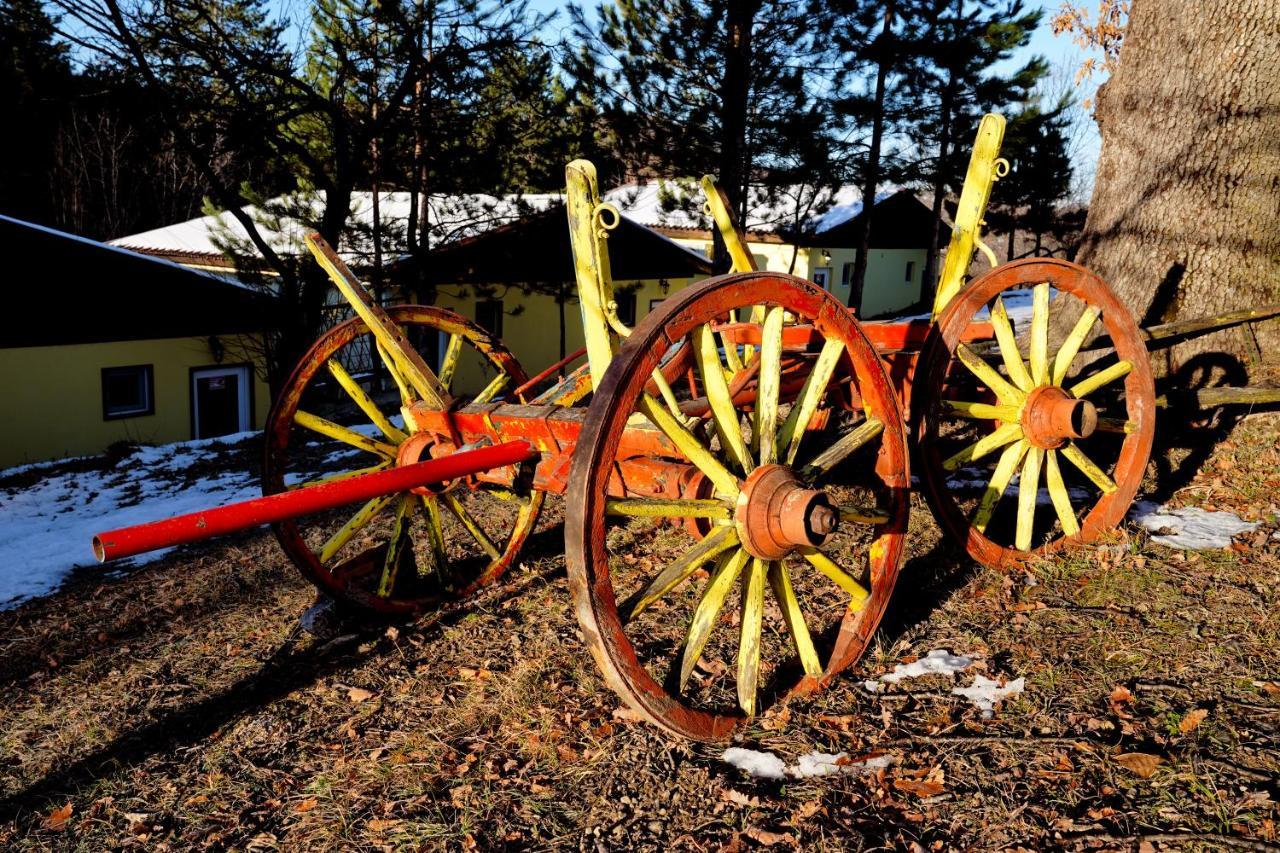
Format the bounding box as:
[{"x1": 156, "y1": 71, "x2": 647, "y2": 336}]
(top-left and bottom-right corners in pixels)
[
  {"x1": 878, "y1": 649, "x2": 973, "y2": 685},
  {"x1": 952, "y1": 675, "x2": 1025, "y2": 718},
  {"x1": 722, "y1": 747, "x2": 787, "y2": 780},
  {"x1": 724, "y1": 748, "x2": 895, "y2": 780},
  {"x1": 1130, "y1": 500, "x2": 1260, "y2": 550}
]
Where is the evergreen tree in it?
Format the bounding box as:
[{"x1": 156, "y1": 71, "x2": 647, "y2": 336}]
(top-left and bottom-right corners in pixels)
[{"x1": 991, "y1": 96, "x2": 1073, "y2": 260}]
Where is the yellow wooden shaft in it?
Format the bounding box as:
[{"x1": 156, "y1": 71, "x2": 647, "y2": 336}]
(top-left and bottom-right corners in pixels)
[
  {"x1": 376, "y1": 495, "x2": 416, "y2": 597},
  {"x1": 473, "y1": 371, "x2": 511, "y2": 405},
  {"x1": 638, "y1": 394, "x2": 740, "y2": 497},
  {"x1": 754, "y1": 306, "x2": 785, "y2": 466},
  {"x1": 695, "y1": 324, "x2": 753, "y2": 472},
  {"x1": 623, "y1": 526, "x2": 739, "y2": 621},
  {"x1": 956, "y1": 343, "x2": 1025, "y2": 406},
  {"x1": 1060, "y1": 442, "x2": 1117, "y2": 494},
  {"x1": 941, "y1": 420, "x2": 1023, "y2": 471},
  {"x1": 943, "y1": 399, "x2": 1021, "y2": 422},
  {"x1": 799, "y1": 417, "x2": 884, "y2": 480},
  {"x1": 438, "y1": 333, "x2": 463, "y2": 390},
  {"x1": 649, "y1": 368, "x2": 686, "y2": 423},
  {"x1": 989, "y1": 297, "x2": 1033, "y2": 391},
  {"x1": 294, "y1": 460, "x2": 391, "y2": 490},
  {"x1": 294, "y1": 410, "x2": 398, "y2": 458},
  {"x1": 778, "y1": 338, "x2": 844, "y2": 466},
  {"x1": 839, "y1": 506, "x2": 891, "y2": 525},
  {"x1": 1094, "y1": 417, "x2": 1138, "y2": 434},
  {"x1": 442, "y1": 492, "x2": 501, "y2": 560},
  {"x1": 1052, "y1": 306, "x2": 1100, "y2": 385},
  {"x1": 1029, "y1": 282, "x2": 1051, "y2": 385},
  {"x1": 679, "y1": 547, "x2": 749, "y2": 690},
  {"x1": 972, "y1": 439, "x2": 1029, "y2": 533},
  {"x1": 320, "y1": 493, "x2": 397, "y2": 564},
  {"x1": 376, "y1": 341, "x2": 415, "y2": 408},
  {"x1": 737, "y1": 557, "x2": 768, "y2": 716},
  {"x1": 699, "y1": 175, "x2": 757, "y2": 273},
  {"x1": 1069, "y1": 360, "x2": 1132, "y2": 399},
  {"x1": 326, "y1": 358, "x2": 407, "y2": 443},
  {"x1": 419, "y1": 495, "x2": 449, "y2": 578},
  {"x1": 565, "y1": 160, "x2": 618, "y2": 392},
  {"x1": 605, "y1": 497, "x2": 732, "y2": 520},
  {"x1": 1043, "y1": 449, "x2": 1081, "y2": 537},
  {"x1": 799, "y1": 548, "x2": 869, "y2": 610},
  {"x1": 767, "y1": 560, "x2": 823, "y2": 677},
  {"x1": 1015, "y1": 445, "x2": 1044, "y2": 551}
]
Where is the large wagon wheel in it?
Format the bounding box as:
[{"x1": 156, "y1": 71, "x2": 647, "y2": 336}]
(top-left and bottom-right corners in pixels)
[
  {"x1": 566, "y1": 273, "x2": 910, "y2": 740},
  {"x1": 914, "y1": 258, "x2": 1155, "y2": 569},
  {"x1": 264, "y1": 306, "x2": 543, "y2": 615}
]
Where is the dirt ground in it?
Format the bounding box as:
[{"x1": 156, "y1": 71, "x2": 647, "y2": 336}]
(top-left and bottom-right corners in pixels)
[{"x1": 1, "y1": 396, "x2": 1278, "y2": 850}]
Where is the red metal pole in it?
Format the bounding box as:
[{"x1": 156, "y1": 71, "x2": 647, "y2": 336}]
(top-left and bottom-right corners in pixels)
[{"x1": 92, "y1": 440, "x2": 537, "y2": 563}]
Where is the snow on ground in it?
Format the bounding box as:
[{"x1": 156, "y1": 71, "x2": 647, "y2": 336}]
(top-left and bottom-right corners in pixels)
[
  {"x1": 952, "y1": 675, "x2": 1026, "y2": 719},
  {"x1": 0, "y1": 431, "x2": 354, "y2": 611},
  {"x1": 862, "y1": 648, "x2": 973, "y2": 692},
  {"x1": 723, "y1": 747, "x2": 895, "y2": 780},
  {"x1": 1130, "y1": 500, "x2": 1261, "y2": 550}
]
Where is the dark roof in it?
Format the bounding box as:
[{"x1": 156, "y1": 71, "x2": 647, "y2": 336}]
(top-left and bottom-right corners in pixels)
[
  {"x1": 809, "y1": 190, "x2": 934, "y2": 249},
  {"x1": 0, "y1": 215, "x2": 272, "y2": 349},
  {"x1": 405, "y1": 205, "x2": 714, "y2": 285}
]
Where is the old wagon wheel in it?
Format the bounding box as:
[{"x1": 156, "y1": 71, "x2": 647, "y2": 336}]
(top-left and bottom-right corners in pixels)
[
  {"x1": 566, "y1": 272, "x2": 910, "y2": 740},
  {"x1": 914, "y1": 258, "x2": 1155, "y2": 569},
  {"x1": 264, "y1": 306, "x2": 543, "y2": 615}
]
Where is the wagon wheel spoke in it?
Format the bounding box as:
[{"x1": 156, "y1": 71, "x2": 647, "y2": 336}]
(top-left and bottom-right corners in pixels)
[
  {"x1": 838, "y1": 505, "x2": 890, "y2": 525},
  {"x1": 438, "y1": 333, "x2": 463, "y2": 390},
  {"x1": 441, "y1": 492, "x2": 501, "y2": 560},
  {"x1": 376, "y1": 495, "x2": 417, "y2": 597},
  {"x1": 320, "y1": 493, "x2": 398, "y2": 564},
  {"x1": 1014, "y1": 446, "x2": 1044, "y2": 551},
  {"x1": 1052, "y1": 306, "x2": 1100, "y2": 385},
  {"x1": 720, "y1": 319, "x2": 745, "y2": 374},
  {"x1": 678, "y1": 548, "x2": 749, "y2": 691},
  {"x1": 777, "y1": 338, "x2": 844, "y2": 466},
  {"x1": 754, "y1": 306, "x2": 786, "y2": 465},
  {"x1": 293, "y1": 461, "x2": 391, "y2": 491},
  {"x1": 737, "y1": 557, "x2": 768, "y2": 716},
  {"x1": 294, "y1": 410, "x2": 397, "y2": 458},
  {"x1": 767, "y1": 559, "x2": 822, "y2": 677},
  {"x1": 972, "y1": 439, "x2": 1030, "y2": 534},
  {"x1": 326, "y1": 358, "x2": 407, "y2": 443},
  {"x1": 942, "y1": 400, "x2": 1021, "y2": 422},
  {"x1": 1094, "y1": 417, "x2": 1138, "y2": 434},
  {"x1": 989, "y1": 297, "x2": 1033, "y2": 391},
  {"x1": 418, "y1": 494, "x2": 450, "y2": 579},
  {"x1": 955, "y1": 343, "x2": 1025, "y2": 406},
  {"x1": 376, "y1": 340, "x2": 415, "y2": 408},
  {"x1": 1043, "y1": 449, "x2": 1081, "y2": 536},
  {"x1": 694, "y1": 324, "x2": 753, "y2": 472},
  {"x1": 638, "y1": 394, "x2": 740, "y2": 497},
  {"x1": 605, "y1": 497, "x2": 732, "y2": 520},
  {"x1": 1068, "y1": 359, "x2": 1133, "y2": 398},
  {"x1": 799, "y1": 548, "x2": 870, "y2": 610},
  {"x1": 619, "y1": 526, "x2": 739, "y2": 623},
  {"x1": 941, "y1": 420, "x2": 1023, "y2": 471},
  {"x1": 472, "y1": 371, "x2": 510, "y2": 405},
  {"x1": 1029, "y1": 282, "x2": 1051, "y2": 385},
  {"x1": 1059, "y1": 441, "x2": 1117, "y2": 493},
  {"x1": 796, "y1": 417, "x2": 884, "y2": 482}
]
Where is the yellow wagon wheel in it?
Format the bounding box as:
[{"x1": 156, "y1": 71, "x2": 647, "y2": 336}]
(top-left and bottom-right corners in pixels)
[{"x1": 263, "y1": 306, "x2": 543, "y2": 614}]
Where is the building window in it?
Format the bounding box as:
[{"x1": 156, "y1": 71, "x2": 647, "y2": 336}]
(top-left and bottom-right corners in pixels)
[
  {"x1": 102, "y1": 365, "x2": 154, "y2": 420},
  {"x1": 812, "y1": 267, "x2": 832, "y2": 290},
  {"x1": 615, "y1": 291, "x2": 637, "y2": 326},
  {"x1": 476, "y1": 299, "x2": 503, "y2": 338},
  {"x1": 841, "y1": 262, "x2": 855, "y2": 287},
  {"x1": 905, "y1": 261, "x2": 915, "y2": 282}
]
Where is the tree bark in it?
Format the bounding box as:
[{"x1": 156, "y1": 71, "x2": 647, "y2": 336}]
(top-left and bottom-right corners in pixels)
[
  {"x1": 1076, "y1": 0, "x2": 1280, "y2": 370},
  {"x1": 714, "y1": 0, "x2": 759, "y2": 273},
  {"x1": 848, "y1": 3, "x2": 894, "y2": 314}
]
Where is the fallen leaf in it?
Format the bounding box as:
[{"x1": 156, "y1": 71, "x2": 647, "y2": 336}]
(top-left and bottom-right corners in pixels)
[
  {"x1": 1259, "y1": 681, "x2": 1280, "y2": 697},
  {"x1": 124, "y1": 813, "x2": 151, "y2": 835},
  {"x1": 296, "y1": 797, "x2": 318, "y2": 814},
  {"x1": 720, "y1": 789, "x2": 761, "y2": 808},
  {"x1": 611, "y1": 705, "x2": 646, "y2": 723},
  {"x1": 1109, "y1": 685, "x2": 1134, "y2": 705},
  {"x1": 43, "y1": 803, "x2": 72, "y2": 831},
  {"x1": 347, "y1": 686, "x2": 375, "y2": 703},
  {"x1": 366, "y1": 818, "x2": 401, "y2": 833},
  {"x1": 1115, "y1": 752, "x2": 1164, "y2": 778},
  {"x1": 744, "y1": 826, "x2": 793, "y2": 846},
  {"x1": 894, "y1": 777, "x2": 946, "y2": 798},
  {"x1": 1179, "y1": 708, "x2": 1208, "y2": 734},
  {"x1": 450, "y1": 784, "x2": 473, "y2": 806}
]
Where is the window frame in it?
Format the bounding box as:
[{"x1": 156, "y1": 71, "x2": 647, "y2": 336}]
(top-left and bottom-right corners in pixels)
[
  {"x1": 905, "y1": 261, "x2": 915, "y2": 282},
  {"x1": 101, "y1": 364, "x2": 155, "y2": 421},
  {"x1": 475, "y1": 299, "x2": 504, "y2": 338}
]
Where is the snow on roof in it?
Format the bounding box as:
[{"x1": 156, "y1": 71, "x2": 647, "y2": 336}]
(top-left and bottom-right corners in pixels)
[{"x1": 603, "y1": 180, "x2": 875, "y2": 235}]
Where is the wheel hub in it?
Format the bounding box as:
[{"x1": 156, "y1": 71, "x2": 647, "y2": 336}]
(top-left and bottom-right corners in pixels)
[
  {"x1": 1021, "y1": 385, "x2": 1098, "y2": 449},
  {"x1": 396, "y1": 432, "x2": 442, "y2": 495},
  {"x1": 734, "y1": 465, "x2": 838, "y2": 560}
]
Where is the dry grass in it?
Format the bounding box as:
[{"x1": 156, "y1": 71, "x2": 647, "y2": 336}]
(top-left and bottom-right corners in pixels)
[{"x1": 1, "y1": 401, "x2": 1278, "y2": 851}]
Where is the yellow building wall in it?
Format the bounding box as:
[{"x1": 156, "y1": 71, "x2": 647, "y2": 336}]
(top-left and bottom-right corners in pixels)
[{"x1": 0, "y1": 335, "x2": 271, "y2": 469}]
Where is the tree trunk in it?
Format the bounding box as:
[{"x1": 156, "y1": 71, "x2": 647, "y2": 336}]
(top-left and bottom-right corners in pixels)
[
  {"x1": 714, "y1": 0, "x2": 759, "y2": 273},
  {"x1": 922, "y1": 72, "x2": 954, "y2": 299},
  {"x1": 849, "y1": 3, "x2": 894, "y2": 313},
  {"x1": 1076, "y1": 0, "x2": 1280, "y2": 370}
]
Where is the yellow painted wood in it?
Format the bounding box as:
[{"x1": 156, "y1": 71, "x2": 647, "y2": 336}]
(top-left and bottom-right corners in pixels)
[
  {"x1": 638, "y1": 394, "x2": 740, "y2": 497},
  {"x1": 439, "y1": 333, "x2": 463, "y2": 390},
  {"x1": 1068, "y1": 360, "x2": 1132, "y2": 399},
  {"x1": 1060, "y1": 442, "x2": 1117, "y2": 494},
  {"x1": 932, "y1": 113, "x2": 1007, "y2": 319},
  {"x1": 326, "y1": 358, "x2": 407, "y2": 443},
  {"x1": 472, "y1": 371, "x2": 510, "y2": 405},
  {"x1": 419, "y1": 494, "x2": 450, "y2": 578},
  {"x1": 320, "y1": 493, "x2": 398, "y2": 564},
  {"x1": 305, "y1": 234, "x2": 450, "y2": 408},
  {"x1": 1015, "y1": 445, "x2": 1044, "y2": 551},
  {"x1": 778, "y1": 337, "x2": 844, "y2": 466},
  {"x1": 754, "y1": 306, "x2": 785, "y2": 466},
  {"x1": 941, "y1": 420, "x2": 1024, "y2": 471},
  {"x1": 622, "y1": 526, "x2": 739, "y2": 622},
  {"x1": 799, "y1": 548, "x2": 869, "y2": 610},
  {"x1": 700, "y1": 175, "x2": 757, "y2": 273},
  {"x1": 484, "y1": 486, "x2": 529, "y2": 504},
  {"x1": 838, "y1": 506, "x2": 891, "y2": 525},
  {"x1": 956, "y1": 343, "x2": 1025, "y2": 406},
  {"x1": 767, "y1": 560, "x2": 822, "y2": 677},
  {"x1": 798, "y1": 417, "x2": 884, "y2": 480},
  {"x1": 293, "y1": 460, "x2": 391, "y2": 490},
  {"x1": 376, "y1": 341, "x2": 415, "y2": 408},
  {"x1": 605, "y1": 497, "x2": 731, "y2": 519},
  {"x1": 1052, "y1": 306, "x2": 1100, "y2": 385},
  {"x1": 376, "y1": 495, "x2": 416, "y2": 597},
  {"x1": 737, "y1": 557, "x2": 768, "y2": 716},
  {"x1": 442, "y1": 492, "x2": 501, "y2": 560},
  {"x1": 943, "y1": 400, "x2": 1021, "y2": 421},
  {"x1": 679, "y1": 548, "x2": 749, "y2": 690},
  {"x1": 1043, "y1": 449, "x2": 1081, "y2": 537},
  {"x1": 294, "y1": 410, "x2": 398, "y2": 458},
  {"x1": 989, "y1": 297, "x2": 1034, "y2": 391},
  {"x1": 565, "y1": 160, "x2": 619, "y2": 392},
  {"x1": 972, "y1": 439, "x2": 1029, "y2": 533},
  {"x1": 742, "y1": 305, "x2": 767, "y2": 367},
  {"x1": 1094, "y1": 417, "x2": 1138, "y2": 434},
  {"x1": 695, "y1": 324, "x2": 753, "y2": 472},
  {"x1": 649, "y1": 368, "x2": 687, "y2": 423},
  {"x1": 1029, "y1": 282, "x2": 1050, "y2": 385},
  {"x1": 721, "y1": 320, "x2": 745, "y2": 374}
]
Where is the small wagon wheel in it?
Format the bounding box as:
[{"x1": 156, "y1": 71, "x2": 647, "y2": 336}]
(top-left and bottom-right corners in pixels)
[
  {"x1": 264, "y1": 306, "x2": 543, "y2": 615},
  {"x1": 914, "y1": 258, "x2": 1155, "y2": 569},
  {"x1": 566, "y1": 272, "x2": 910, "y2": 740}
]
